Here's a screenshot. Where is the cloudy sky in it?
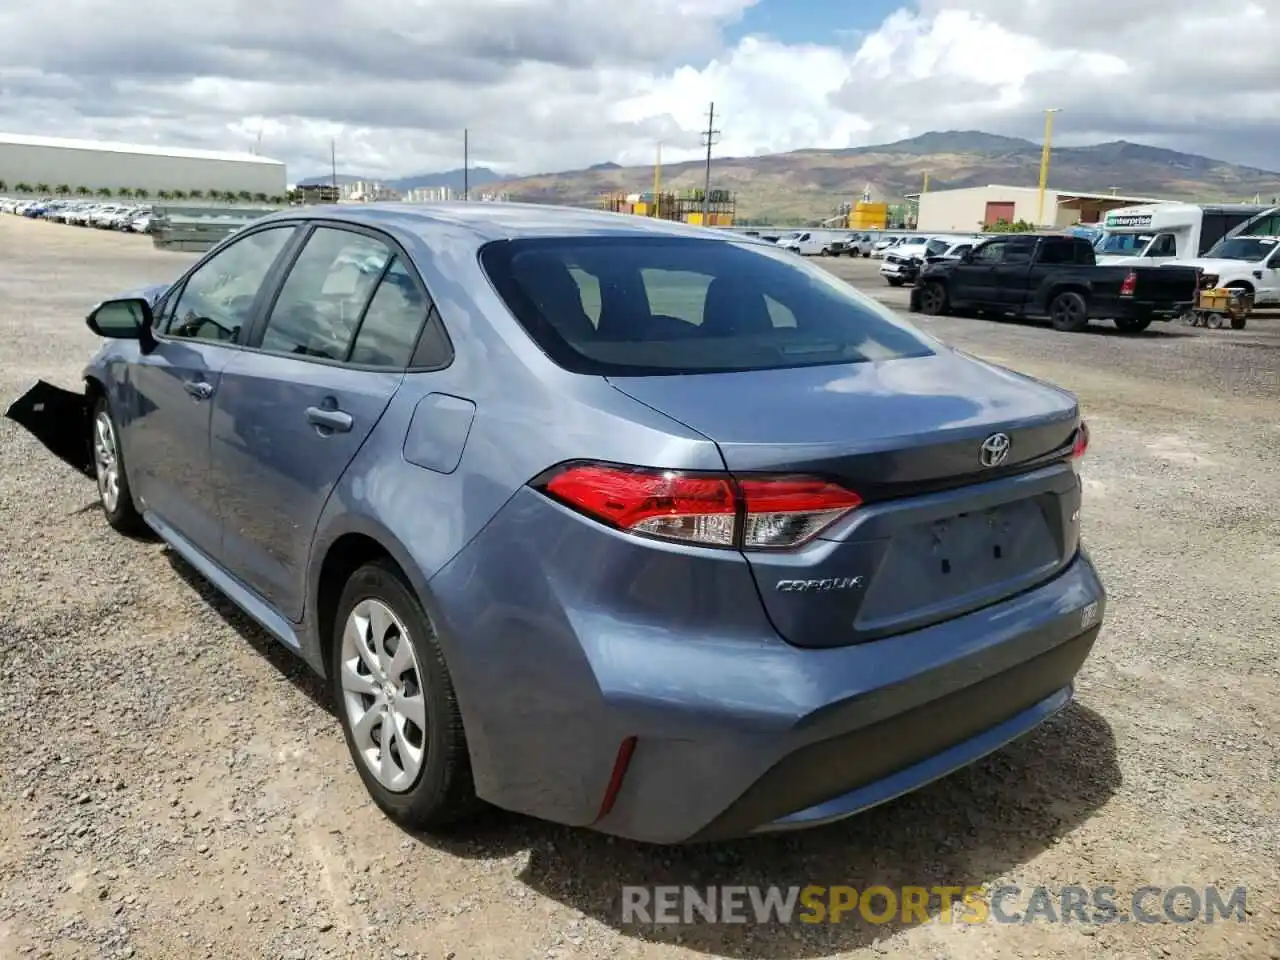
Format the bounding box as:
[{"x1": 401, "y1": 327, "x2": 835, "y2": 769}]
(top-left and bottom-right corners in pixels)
[{"x1": 0, "y1": 0, "x2": 1275, "y2": 180}]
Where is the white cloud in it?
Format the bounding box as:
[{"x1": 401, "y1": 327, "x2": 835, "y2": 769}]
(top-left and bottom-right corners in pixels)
[{"x1": 0, "y1": 0, "x2": 1275, "y2": 179}]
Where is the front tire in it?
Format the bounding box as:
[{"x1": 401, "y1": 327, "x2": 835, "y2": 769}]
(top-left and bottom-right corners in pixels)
[
  {"x1": 91, "y1": 397, "x2": 146, "y2": 535},
  {"x1": 332, "y1": 560, "x2": 478, "y2": 830},
  {"x1": 1049, "y1": 291, "x2": 1090, "y2": 332}
]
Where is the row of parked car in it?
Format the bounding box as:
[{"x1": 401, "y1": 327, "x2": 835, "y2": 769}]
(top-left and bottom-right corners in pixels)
[{"x1": 0, "y1": 197, "x2": 153, "y2": 233}]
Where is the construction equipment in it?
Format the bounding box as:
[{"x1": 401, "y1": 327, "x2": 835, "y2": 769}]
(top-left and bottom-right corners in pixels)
[{"x1": 1184, "y1": 286, "x2": 1253, "y2": 329}]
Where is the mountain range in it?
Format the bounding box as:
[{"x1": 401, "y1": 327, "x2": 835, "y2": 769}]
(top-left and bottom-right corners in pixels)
[{"x1": 300, "y1": 131, "x2": 1280, "y2": 222}]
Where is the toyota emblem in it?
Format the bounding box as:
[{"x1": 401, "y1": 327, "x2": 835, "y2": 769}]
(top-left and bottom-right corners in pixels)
[{"x1": 979, "y1": 432, "x2": 1011, "y2": 467}]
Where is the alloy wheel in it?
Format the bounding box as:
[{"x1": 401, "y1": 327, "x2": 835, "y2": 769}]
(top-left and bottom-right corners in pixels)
[
  {"x1": 339, "y1": 598, "x2": 428, "y2": 793},
  {"x1": 93, "y1": 411, "x2": 120, "y2": 513}
]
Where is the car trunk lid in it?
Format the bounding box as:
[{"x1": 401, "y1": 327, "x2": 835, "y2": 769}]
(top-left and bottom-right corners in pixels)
[{"x1": 607, "y1": 351, "x2": 1084, "y2": 647}]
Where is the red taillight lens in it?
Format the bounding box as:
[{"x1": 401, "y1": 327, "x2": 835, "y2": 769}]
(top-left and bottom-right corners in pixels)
[
  {"x1": 1119, "y1": 271, "x2": 1136, "y2": 297},
  {"x1": 537, "y1": 463, "x2": 861, "y2": 550},
  {"x1": 542, "y1": 464, "x2": 737, "y2": 546},
  {"x1": 1071, "y1": 421, "x2": 1089, "y2": 459}
]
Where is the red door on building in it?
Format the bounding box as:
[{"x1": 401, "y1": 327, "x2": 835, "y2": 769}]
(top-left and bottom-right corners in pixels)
[{"x1": 985, "y1": 201, "x2": 1016, "y2": 226}]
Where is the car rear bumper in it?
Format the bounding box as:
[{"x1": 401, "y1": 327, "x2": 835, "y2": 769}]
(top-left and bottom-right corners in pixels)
[{"x1": 427, "y1": 488, "x2": 1107, "y2": 844}]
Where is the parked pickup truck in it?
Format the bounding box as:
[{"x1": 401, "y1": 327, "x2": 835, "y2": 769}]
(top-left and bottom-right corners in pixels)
[{"x1": 909, "y1": 234, "x2": 1202, "y2": 333}]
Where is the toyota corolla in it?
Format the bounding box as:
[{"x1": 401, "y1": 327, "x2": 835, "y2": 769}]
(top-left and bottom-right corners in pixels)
[{"x1": 7, "y1": 202, "x2": 1105, "y2": 844}]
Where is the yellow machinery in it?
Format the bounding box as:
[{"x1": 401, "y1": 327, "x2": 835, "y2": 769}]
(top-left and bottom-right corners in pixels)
[
  {"x1": 602, "y1": 189, "x2": 735, "y2": 226},
  {"x1": 848, "y1": 201, "x2": 888, "y2": 230}
]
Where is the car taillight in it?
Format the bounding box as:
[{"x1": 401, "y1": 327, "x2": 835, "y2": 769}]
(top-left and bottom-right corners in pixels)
[
  {"x1": 1119, "y1": 271, "x2": 1136, "y2": 297},
  {"x1": 1071, "y1": 421, "x2": 1089, "y2": 460},
  {"x1": 536, "y1": 463, "x2": 862, "y2": 550}
]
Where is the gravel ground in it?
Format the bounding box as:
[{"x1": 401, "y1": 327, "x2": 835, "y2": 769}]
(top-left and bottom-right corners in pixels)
[{"x1": 0, "y1": 217, "x2": 1277, "y2": 960}]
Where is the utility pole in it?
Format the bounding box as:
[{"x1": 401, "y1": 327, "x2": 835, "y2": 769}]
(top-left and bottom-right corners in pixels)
[
  {"x1": 330, "y1": 138, "x2": 337, "y2": 191},
  {"x1": 1036, "y1": 108, "x2": 1061, "y2": 227},
  {"x1": 700, "y1": 102, "x2": 719, "y2": 222},
  {"x1": 463, "y1": 129, "x2": 469, "y2": 201},
  {"x1": 653, "y1": 141, "x2": 662, "y2": 219}
]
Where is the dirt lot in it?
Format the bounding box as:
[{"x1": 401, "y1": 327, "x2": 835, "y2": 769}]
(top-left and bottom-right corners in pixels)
[{"x1": 0, "y1": 216, "x2": 1277, "y2": 960}]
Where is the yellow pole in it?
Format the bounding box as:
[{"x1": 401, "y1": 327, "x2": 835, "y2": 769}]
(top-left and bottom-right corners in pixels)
[
  {"x1": 1037, "y1": 108, "x2": 1061, "y2": 227},
  {"x1": 922, "y1": 170, "x2": 929, "y2": 193},
  {"x1": 653, "y1": 142, "x2": 662, "y2": 219}
]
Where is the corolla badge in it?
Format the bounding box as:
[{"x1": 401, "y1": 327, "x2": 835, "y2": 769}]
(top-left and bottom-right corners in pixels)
[
  {"x1": 775, "y1": 577, "x2": 864, "y2": 593},
  {"x1": 979, "y1": 432, "x2": 1011, "y2": 468}
]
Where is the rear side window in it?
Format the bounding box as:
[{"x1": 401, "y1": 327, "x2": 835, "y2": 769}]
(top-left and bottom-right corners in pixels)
[
  {"x1": 478, "y1": 237, "x2": 936, "y2": 375},
  {"x1": 1036, "y1": 239, "x2": 1076, "y2": 265},
  {"x1": 260, "y1": 227, "x2": 393, "y2": 361}
]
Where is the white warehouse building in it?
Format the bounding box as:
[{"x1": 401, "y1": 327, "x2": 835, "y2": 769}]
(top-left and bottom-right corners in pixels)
[
  {"x1": 910, "y1": 184, "x2": 1164, "y2": 232},
  {"x1": 0, "y1": 132, "x2": 287, "y2": 197}
]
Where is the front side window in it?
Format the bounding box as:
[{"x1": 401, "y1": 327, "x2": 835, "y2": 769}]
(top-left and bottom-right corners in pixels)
[
  {"x1": 163, "y1": 225, "x2": 296, "y2": 343},
  {"x1": 479, "y1": 236, "x2": 936, "y2": 376},
  {"x1": 973, "y1": 241, "x2": 1006, "y2": 263},
  {"x1": 258, "y1": 227, "x2": 394, "y2": 361}
]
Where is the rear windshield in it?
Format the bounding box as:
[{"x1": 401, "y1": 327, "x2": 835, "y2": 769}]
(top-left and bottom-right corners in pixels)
[{"x1": 478, "y1": 236, "x2": 936, "y2": 375}]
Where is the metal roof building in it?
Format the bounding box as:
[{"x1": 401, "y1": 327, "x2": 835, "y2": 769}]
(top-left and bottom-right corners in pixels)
[{"x1": 0, "y1": 133, "x2": 287, "y2": 197}]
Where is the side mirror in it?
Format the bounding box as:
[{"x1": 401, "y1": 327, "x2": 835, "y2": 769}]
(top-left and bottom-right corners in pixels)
[{"x1": 86, "y1": 297, "x2": 153, "y2": 339}]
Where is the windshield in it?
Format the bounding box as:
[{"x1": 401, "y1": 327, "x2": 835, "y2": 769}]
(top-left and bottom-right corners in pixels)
[
  {"x1": 1094, "y1": 232, "x2": 1153, "y2": 255},
  {"x1": 1203, "y1": 237, "x2": 1277, "y2": 262},
  {"x1": 479, "y1": 236, "x2": 937, "y2": 376}
]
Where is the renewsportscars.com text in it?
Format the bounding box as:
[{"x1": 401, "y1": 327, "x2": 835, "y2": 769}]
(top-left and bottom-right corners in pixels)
[{"x1": 621, "y1": 884, "x2": 1248, "y2": 926}]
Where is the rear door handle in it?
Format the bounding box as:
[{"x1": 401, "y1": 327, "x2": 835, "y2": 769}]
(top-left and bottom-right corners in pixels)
[
  {"x1": 184, "y1": 380, "x2": 214, "y2": 400},
  {"x1": 306, "y1": 406, "x2": 353, "y2": 432}
]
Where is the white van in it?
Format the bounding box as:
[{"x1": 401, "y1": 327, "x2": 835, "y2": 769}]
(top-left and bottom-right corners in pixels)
[{"x1": 776, "y1": 231, "x2": 828, "y2": 256}]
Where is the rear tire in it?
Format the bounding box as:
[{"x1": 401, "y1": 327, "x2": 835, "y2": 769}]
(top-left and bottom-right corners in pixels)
[
  {"x1": 1049, "y1": 291, "x2": 1090, "y2": 332},
  {"x1": 1114, "y1": 316, "x2": 1152, "y2": 333},
  {"x1": 918, "y1": 281, "x2": 949, "y2": 315},
  {"x1": 332, "y1": 560, "x2": 479, "y2": 831},
  {"x1": 1230, "y1": 314, "x2": 1247, "y2": 330},
  {"x1": 91, "y1": 396, "x2": 147, "y2": 535}
]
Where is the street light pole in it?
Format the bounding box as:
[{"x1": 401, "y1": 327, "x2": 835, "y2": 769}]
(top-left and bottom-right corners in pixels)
[{"x1": 1036, "y1": 108, "x2": 1061, "y2": 227}]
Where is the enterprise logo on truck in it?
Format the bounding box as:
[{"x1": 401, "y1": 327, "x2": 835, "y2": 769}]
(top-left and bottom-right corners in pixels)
[{"x1": 1106, "y1": 213, "x2": 1154, "y2": 228}]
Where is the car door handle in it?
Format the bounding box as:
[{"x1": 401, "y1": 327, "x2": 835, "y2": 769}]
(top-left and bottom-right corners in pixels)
[
  {"x1": 184, "y1": 380, "x2": 214, "y2": 400},
  {"x1": 306, "y1": 406, "x2": 353, "y2": 432}
]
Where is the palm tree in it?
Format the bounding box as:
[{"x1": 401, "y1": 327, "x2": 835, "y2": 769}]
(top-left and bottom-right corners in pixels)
[
  {"x1": 252, "y1": 192, "x2": 268, "y2": 204},
  {"x1": 208, "y1": 188, "x2": 225, "y2": 202},
  {"x1": 75, "y1": 185, "x2": 91, "y2": 196},
  {"x1": 237, "y1": 190, "x2": 252, "y2": 203},
  {"x1": 269, "y1": 195, "x2": 285, "y2": 206},
  {"x1": 55, "y1": 184, "x2": 71, "y2": 196},
  {"x1": 35, "y1": 183, "x2": 51, "y2": 194},
  {"x1": 95, "y1": 187, "x2": 111, "y2": 197},
  {"x1": 188, "y1": 189, "x2": 204, "y2": 200},
  {"x1": 15, "y1": 182, "x2": 33, "y2": 194},
  {"x1": 117, "y1": 187, "x2": 133, "y2": 199},
  {"x1": 157, "y1": 190, "x2": 172, "y2": 201},
  {"x1": 171, "y1": 189, "x2": 188, "y2": 200},
  {"x1": 0, "y1": 180, "x2": 7, "y2": 193},
  {"x1": 134, "y1": 188, "x2": 150, "y2": 200}
]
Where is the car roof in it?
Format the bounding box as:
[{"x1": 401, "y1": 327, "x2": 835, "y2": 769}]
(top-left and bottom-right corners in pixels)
[{"x1": 253, "y1": 201, "x2": 768, "y2": 247}]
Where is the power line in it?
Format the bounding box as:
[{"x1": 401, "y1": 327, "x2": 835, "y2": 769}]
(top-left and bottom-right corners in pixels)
[{"x1": 701, "y1": 101, "x2": 719, "y2": 220}]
